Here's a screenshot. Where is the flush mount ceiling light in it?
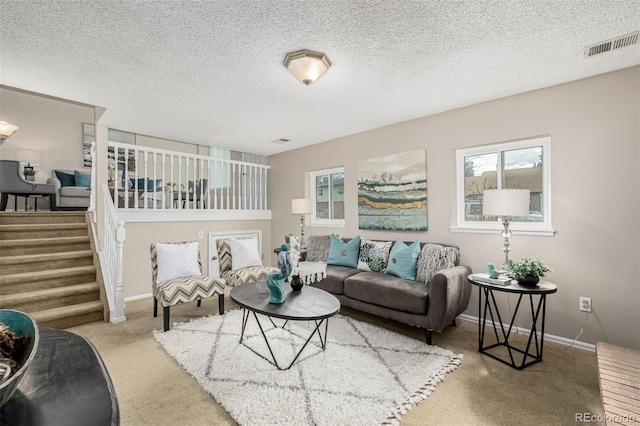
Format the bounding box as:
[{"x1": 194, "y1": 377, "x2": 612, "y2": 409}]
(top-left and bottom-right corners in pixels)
[
  {"x1": 0, "y1": 121, "x2": 18, "y2": 145},
  {"x1": 284, "y1": 49, "x2": 331, "y2": 85}
]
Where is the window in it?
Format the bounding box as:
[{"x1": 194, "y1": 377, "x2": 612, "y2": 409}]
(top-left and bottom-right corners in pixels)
[
  {"x1": 210, "y1": 146, "x2": 231, "y2": 189},
  {"x1": 453, "y1": 136, "x2": 554, "y2": 235},
  {"x1": 310, "y1": 167, "x2": 345, "y2": 226}
]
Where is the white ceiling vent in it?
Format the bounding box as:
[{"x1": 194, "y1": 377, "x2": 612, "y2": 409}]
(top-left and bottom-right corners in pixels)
[
  {"x1": 272, "y1": 138, "x2": 291, "y2": 144},
  {"x1": 584, "y1": 31, "x2": 639, "y2": 58}
]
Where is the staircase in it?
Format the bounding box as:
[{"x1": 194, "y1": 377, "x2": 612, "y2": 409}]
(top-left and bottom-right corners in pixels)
[{"x1": 0, "y1": 211, "x2": 107, "y2": 328}]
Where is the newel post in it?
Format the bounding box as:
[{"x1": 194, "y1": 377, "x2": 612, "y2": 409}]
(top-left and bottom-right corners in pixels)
[{"x1": 111, "y1": 220, "x2": 127, "y2": 323}]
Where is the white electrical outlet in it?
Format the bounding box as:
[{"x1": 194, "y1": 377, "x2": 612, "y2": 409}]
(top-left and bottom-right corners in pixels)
[{"x1": 579, "y1": 297, "x2": 592, "y2": 313}]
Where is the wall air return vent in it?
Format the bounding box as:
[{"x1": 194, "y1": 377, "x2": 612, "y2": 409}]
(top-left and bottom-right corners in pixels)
[{"x1": 584, "y1": 31, "x2": 639, "y2": 58}]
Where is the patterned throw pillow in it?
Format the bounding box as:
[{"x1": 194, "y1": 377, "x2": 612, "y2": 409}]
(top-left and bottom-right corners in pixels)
[
  {"x1": 385, "y1": 239, "x2": 420, "y2": 280},
  {"x1": 416, "y1": 243, "x2": 460, "y2": 284},
  {"x1": 305, "y1": 235, "x2": 332, "y2": 262},
  {"x1": 357, "y1": 240, "x2": 392, "y2": 273}
]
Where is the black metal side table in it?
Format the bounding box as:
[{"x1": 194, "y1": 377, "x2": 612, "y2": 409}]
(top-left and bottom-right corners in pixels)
[{"x1": 468, "y1": 276, "x2": 558, "y2": 370}]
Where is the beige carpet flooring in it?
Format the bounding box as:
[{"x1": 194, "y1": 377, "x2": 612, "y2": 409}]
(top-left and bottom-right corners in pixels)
[{"x1": 69, "y1": 290, "x2": 605, "y2": 425}]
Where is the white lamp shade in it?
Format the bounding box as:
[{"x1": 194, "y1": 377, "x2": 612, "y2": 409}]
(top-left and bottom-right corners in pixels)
[
  {"x1": 16, "y1": 149, "x2": 42, "y2": 166},
  {"x1": 284, "y1": 50, "x2": 331, "y2": 85},
  {"x1": 291, "y1": 198, "x2": 313, "y2": 215},
  {"x1": 482, "y1": 189, "x2": 530, "y2": 217}
]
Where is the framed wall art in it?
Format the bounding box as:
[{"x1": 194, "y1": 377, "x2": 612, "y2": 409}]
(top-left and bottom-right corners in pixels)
[{"x1": 357, "y1": 149, "x2": 427, "y2": 231}]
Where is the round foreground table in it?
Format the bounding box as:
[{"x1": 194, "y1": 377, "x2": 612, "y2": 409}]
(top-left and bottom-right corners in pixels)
[
  {"x1": 230, "y1": 282, "x2": 340, "y2": 370},
  {"x1": 0, "y1": 328, "x2": 119, "y2": 426}
]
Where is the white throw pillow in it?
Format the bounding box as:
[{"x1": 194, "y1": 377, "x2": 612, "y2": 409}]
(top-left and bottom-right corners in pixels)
[
  {"x1": 155, "y1": 242, "x2": 201, "y2": 283},
  {"x1": 229, "y1": 237, "x2": 262, "y2": 269}
]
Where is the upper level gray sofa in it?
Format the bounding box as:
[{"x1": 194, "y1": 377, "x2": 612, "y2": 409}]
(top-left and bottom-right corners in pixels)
[
  {"x1": 304, "y1": 235, "x2": 472, "y2": 344},
  {"x1": 47, "y1": 169, "x2": 91, "y2": 210}
]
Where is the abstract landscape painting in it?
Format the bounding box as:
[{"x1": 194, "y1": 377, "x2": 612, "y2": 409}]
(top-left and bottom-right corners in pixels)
[{"x1": 357, "y1": 149, "x2": 427, "y2": 231}]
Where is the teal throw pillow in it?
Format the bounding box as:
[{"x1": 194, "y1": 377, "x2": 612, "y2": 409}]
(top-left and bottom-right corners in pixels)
[
  {"x1": 55, "y1": 171, "x2": 75, "y2": 187},
  {"x1": 327, "y1": 234, "x2": 361, "y2": 268},
  {"x1": 385, "y1": 239, "x2": 420, "y2": 280},
  {"x1": 74, "y1": 170, "x2": 91, "y2": 187},
  {"x1": 147, "y1": 179, "x2": 163, "y2": 191}
]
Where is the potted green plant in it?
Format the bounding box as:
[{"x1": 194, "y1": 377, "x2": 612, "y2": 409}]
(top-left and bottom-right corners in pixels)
[
  {"x1": 506, "y1": 257, "x2": 551, "y2": 287},
  {"x1": 23, "y1": 168, "x2": 36, "y2": 181}
]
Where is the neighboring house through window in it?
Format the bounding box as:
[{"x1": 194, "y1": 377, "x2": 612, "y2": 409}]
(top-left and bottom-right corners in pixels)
[
  {"x1": 309, "y1": 167, "x2": 345, "y2": 226},
  {"x1": 453, "y1": 136, "x2": 554, "y2": 236}
]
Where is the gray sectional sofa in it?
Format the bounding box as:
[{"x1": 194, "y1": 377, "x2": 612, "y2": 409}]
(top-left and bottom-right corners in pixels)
[{"x1": 305, "y1": 235, "x2": 472, "y2": 344}]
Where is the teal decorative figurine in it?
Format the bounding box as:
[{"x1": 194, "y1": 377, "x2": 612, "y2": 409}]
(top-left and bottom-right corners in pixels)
[
  {"x1": 487, "y1": 263, "x2": 499, "y2": 279},
  {"x1": 266, "y1": 244, "x2": 292, "y2": 304}
]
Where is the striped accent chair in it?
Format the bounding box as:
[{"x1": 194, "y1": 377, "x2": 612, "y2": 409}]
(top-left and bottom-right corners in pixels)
[
  {"x1": 216, "y1": 238, "x2": 279, "y2": 287},
  {"x1": 151, "y1": 241, "x2": 226, "y2": 331}
]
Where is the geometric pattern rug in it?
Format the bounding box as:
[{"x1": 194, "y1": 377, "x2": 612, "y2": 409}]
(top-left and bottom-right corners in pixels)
[{"x1": 153, "y1": 309, "x2": 462, "y2": 426}]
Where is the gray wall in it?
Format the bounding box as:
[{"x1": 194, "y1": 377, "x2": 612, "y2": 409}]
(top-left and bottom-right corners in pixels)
[{"x1": 268, "y1": 67, "x2": 640, "y2": 350}]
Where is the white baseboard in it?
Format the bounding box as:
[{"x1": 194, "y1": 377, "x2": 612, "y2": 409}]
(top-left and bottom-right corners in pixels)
[
  {"x1": 457, "y1": 313, "x2": 596, "y2": 352},
  {"x1": 125, "y1": 292, "x2": 153, "y2": 302}
]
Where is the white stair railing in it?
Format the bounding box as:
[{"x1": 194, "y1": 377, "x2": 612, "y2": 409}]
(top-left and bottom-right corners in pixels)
[{"x1": 100, "y1": 183, "x2": 126, "y2": 323}]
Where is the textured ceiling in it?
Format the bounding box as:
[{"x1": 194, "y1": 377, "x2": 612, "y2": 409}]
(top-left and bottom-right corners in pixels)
[{"x1": 1, "y1": 1, "x2": 638, "y2": 156}]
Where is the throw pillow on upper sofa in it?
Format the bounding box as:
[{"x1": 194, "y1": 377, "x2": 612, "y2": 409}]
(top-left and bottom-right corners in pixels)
[
  {"x1": 126, "y1": 177, "x2": 147, "y2": 190},
  {"x1": 385, "y1": 239, "x2": 420, "y2": 280},
  {"x1": 305, "y1": 235, "x2": 332, "y2": 262},
  {"x1": 147, "y1": 179, "x2": 163, "y2": 191},
  {"x1": 327, "y1": 234, "x2": 360, "y2": 268},
  {"x1": 74, "y1": 170, "x2": 91, "y2": 187},
  {"x1": 155, "y1": 242, "x2": 201, "y2": 283},
  {"x1": 55, "y1": 170, "x2": 76, "y2": 187},
  {"x1": 229, "y1": 237, "x2": 262, "y2": 270},
  {"x1": 357, "y1": 239, "x2": 392, "y2": 273},
  {"x1": 416, "y1": 243, "x2": 460, "y2": 284}
]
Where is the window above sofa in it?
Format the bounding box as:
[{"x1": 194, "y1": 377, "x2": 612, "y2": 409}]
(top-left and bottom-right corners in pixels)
[
  {"x1": 309, "y1": 167, "x2": 345, "y2": 227},
  {"x1": 452, "y1": 136, "x2": 555, "y2": 236}
]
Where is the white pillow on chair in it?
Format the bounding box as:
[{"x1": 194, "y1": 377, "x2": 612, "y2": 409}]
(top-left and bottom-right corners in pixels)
[
  {"x1": 229, "y1": 237, "x2": 262, "y2": 269},
  {"x1": 156, "y1": 242, "x2": 201, "y2": 283}
]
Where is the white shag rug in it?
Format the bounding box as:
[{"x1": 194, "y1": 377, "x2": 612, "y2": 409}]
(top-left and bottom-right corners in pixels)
[{"x1": 153, "y1": 309, "x2": 462, "y2": 426}]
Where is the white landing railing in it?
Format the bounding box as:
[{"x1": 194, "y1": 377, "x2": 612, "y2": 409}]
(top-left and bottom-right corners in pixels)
[
  {"x1": 108, "y1": 142, "x2": 269, "y2": 215},
  {"x1": 97, "y1": 144, "x2": 272, "y2": 321},
  {"x1": 99, "y1": 184, "x2": 126, "y2": 323}
]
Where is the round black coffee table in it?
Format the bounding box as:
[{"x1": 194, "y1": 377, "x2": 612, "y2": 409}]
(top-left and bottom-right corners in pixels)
[{"x1": 230, "y1": 282, "x2": 340, "y2": 370}]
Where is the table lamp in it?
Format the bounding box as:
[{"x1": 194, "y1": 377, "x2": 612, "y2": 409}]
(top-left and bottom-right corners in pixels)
[
  {"x1": 482, "y1": 189, "x2": 530, "y2": 267},
  {"x1": 291, "y1": 198, "x2": 313, "y2": 250},
  {"x1": 16, "y1": 149, "x2": 42, "y2": 176}
]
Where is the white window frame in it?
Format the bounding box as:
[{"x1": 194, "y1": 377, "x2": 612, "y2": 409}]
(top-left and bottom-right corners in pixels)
[
  {"x1": 309, "y1": 166, "x2": 345, "y2": 227},
  {"x1": 451, "y1": 136, "x2": 555, "y2": 236}
]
